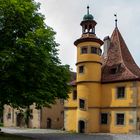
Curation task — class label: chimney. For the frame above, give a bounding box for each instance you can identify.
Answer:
[103,36,110,58]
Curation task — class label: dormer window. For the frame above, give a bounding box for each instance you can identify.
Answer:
[110,64,121,74]
[110,68,117,74]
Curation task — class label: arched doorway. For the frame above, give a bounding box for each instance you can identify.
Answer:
[16,113,24,127]
[47,118,52,129]
[78,120,85,133]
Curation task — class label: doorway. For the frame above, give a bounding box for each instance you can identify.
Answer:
[16,113,24,127]
[78,120,85,133]
[47,118,52,129]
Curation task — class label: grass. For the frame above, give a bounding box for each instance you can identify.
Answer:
[0,133,33,140]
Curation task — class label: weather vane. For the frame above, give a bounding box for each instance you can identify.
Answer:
[114,14,118,27]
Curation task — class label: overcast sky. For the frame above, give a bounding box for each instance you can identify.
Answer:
[35,0,140,72]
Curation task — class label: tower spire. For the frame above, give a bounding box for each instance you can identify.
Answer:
[114,14,118,28]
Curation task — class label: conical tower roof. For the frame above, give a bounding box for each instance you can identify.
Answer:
[102,27,140,83]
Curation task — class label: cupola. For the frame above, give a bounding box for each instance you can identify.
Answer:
[80,6,97,34]
[83,6,94,21]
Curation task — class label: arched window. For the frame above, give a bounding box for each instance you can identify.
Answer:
[84,25,88,33]
[89,24,92,33]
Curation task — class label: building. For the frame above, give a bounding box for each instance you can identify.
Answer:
[3,72,76,129]
[3,100,64,129]
[64,6,140,133]
[3,104,41,128]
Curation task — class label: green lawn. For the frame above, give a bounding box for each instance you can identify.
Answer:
[0,133,33,140]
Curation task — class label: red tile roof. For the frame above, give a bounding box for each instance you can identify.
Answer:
[102,27,140,83]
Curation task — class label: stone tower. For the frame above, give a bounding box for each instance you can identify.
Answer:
[74,6,103,133]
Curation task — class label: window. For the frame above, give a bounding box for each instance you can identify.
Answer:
[110,68,117,74]
[81,47,88,54]
[101,113,108,124]
[79,99,85,109]
[91,47,97,54]
[79,66,84,73]
[116,113,125,125]
[117,87,125,99]
[110,64,121,74]
[7,113,11,119]
[73,90,77,100]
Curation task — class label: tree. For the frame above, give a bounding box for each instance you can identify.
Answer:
[0,0,70,111]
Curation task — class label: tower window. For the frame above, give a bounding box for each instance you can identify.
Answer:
[79,66,84,73]
[91,47,97,54]
[73,90,77,100]
[79,99,85,109]
[117,87,125,99]
[89,25,92,33]
[81,47,88,54]
[101,113,108,124]
[116,113,125,125]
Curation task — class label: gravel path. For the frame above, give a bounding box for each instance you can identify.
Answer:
[1,128,140,140]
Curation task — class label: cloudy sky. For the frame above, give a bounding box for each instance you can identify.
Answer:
[35,0,140,72]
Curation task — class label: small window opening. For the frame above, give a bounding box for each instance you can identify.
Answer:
[79,99,85,109]
[79,66,84,73]
[81,47,88,54]
[91,47,97,54]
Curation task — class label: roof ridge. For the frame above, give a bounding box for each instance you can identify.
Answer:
[114,27,123,63]
[115,28,138,78]
[116,28,140,78]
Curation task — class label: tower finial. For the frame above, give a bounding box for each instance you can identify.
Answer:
[114,14,118,27]
[87,5,89,15]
